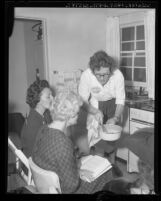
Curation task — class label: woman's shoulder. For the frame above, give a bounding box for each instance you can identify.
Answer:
[47,128,73,148]
[112,69,124,80]
[113,69,123,76]
[36,126,66,147]
[27,108,43,122]
[81,68,92,77]
[48,128,68,140]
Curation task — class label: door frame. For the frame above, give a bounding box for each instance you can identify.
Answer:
[14,16,49,81]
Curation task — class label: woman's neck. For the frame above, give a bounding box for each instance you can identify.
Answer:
[35,104,46,116]
[48,120,67,132]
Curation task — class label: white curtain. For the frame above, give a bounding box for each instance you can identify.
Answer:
[144,10,155,99]
[106,17,120,68]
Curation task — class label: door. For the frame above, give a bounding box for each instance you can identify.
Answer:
[116,105,129,162]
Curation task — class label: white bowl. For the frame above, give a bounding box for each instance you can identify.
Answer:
[100,124,122,141]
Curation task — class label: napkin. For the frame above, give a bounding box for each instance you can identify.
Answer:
[86,114,101,147]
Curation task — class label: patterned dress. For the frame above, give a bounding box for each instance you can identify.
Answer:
[32,125,113,194]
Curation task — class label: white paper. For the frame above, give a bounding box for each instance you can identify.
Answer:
[80,155,112,182]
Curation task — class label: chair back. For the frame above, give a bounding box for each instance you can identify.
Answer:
[8,113,25,137]
[8,137,32,185]
[28,157,61,194]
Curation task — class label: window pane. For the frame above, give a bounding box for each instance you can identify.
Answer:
[136,41,145,50]
[122,42,134,51]
[136,25,144,40]
[120,57,132,66]
[121,53,132,56]
[120,67,132,81]
[136,52,145,56]
[134,68,146,82]
[134,57,146,67]
[122,27,135,41]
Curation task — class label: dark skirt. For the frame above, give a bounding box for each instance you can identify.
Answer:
[96,98,117,154]
[98,98,116,124]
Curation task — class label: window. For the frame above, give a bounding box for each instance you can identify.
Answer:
[120,23,147,87]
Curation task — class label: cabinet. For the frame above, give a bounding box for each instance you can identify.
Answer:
[128,108,154,172]
[116,105,129,161]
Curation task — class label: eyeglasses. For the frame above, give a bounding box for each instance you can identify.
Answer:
[94,73,111,79]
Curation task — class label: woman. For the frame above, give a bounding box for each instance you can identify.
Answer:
[21,79,54,158]
[78,50,125,175]
[32,90,113,194]
[79,50,125,126]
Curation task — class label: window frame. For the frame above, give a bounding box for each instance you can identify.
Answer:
[120,21,147,87]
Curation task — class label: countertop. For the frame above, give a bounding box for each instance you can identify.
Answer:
[125,97,154,112]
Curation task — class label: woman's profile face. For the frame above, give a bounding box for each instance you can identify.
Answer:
[39,87,53,110]
[94,67,111,86]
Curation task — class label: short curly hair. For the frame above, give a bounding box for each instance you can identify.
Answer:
[51,90,83,121]
[26,80,50,109]
[89,50,116,73]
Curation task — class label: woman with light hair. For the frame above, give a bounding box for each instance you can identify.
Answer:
[32,90,113,194]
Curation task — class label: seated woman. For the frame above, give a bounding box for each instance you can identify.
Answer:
[21,79,54,158]
[32,90,113,194]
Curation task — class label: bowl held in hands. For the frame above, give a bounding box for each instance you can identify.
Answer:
[100,124,122,141]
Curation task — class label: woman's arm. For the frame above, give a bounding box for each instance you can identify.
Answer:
[78,70,103,124]
[113,104,124,123]
[106,70,125,125]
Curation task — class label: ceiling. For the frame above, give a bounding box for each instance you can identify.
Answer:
[15,8,152,17]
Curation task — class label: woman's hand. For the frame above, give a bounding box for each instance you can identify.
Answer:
[106,116,118,125]
[94,109,103,125]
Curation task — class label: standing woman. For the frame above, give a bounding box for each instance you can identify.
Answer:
[78,50,125,176]
[21,79,54,158]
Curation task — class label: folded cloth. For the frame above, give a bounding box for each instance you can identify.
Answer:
[86,114,101,147]
[116,127,154,168]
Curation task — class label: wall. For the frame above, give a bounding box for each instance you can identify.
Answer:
[15,8,115,86]
[119,11,145,25]
[24,20,45,85]
[15,8,151,85]
[13,8,154,110]
[9,20,28,115]
[46,9,107,71]
[45,9,109,86]
[9,19,45,116]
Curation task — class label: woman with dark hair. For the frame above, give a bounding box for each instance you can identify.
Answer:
[21,79,54,157]
[79,50,125,126]
[78,50,125,176]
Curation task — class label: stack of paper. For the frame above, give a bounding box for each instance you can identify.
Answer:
[80,155,112,183]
